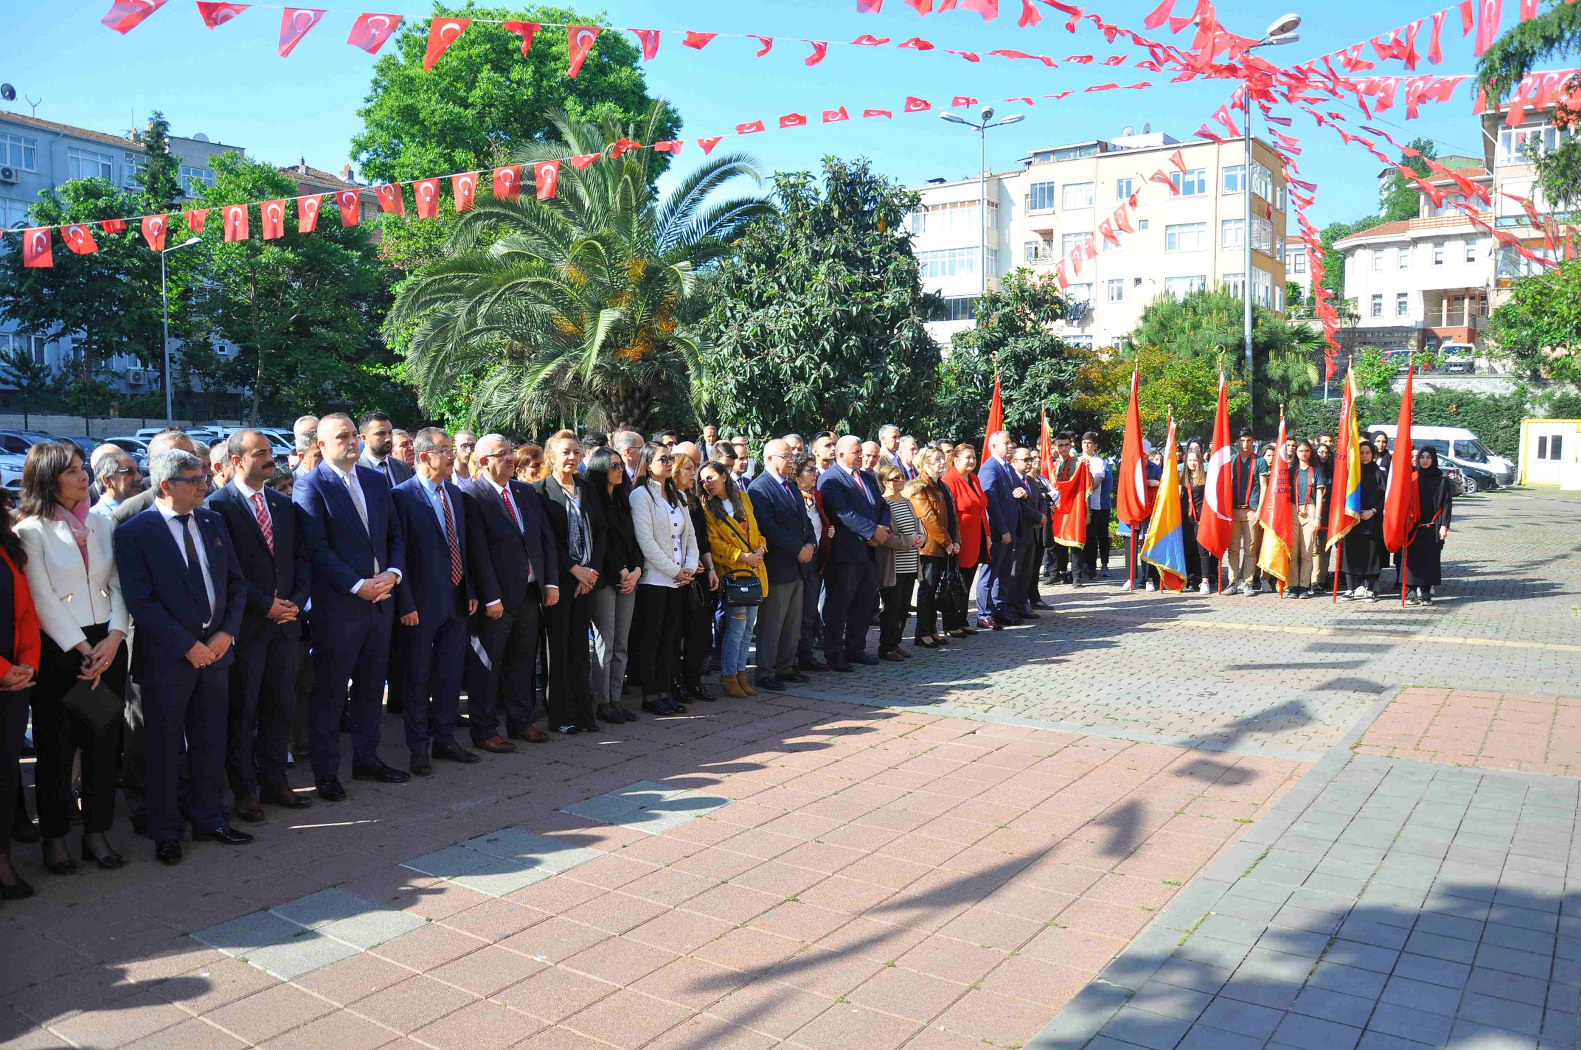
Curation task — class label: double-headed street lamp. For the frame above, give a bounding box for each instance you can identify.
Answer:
[941,106,1026,300]
[160,235,201,426]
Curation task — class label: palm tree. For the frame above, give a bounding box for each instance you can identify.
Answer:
[390,102,774,432]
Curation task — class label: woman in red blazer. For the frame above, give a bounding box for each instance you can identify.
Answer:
[0,505,43,902]
[942,443,989,638]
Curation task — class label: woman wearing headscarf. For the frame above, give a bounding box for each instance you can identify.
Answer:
[1405,447,1454,606]
[1339,441,1385,601]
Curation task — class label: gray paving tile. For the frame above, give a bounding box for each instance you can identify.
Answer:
[1458,992,1544,1036]
[316,908,426,950]
[1176,1027,1264,1050]
[1198,997,1285,1040]
[402,844,491,879]
[242,931,361,981]
[1413,912,1484,943]
[270,887,376,930]
[1126,982,1213,1023]
[1308,960,1389,999]
[1466,966,1552,1007]
[1483,923,1559,956]
[1379,975,1463,1016]
[1476,944,1555,981]
[1102,1007,1191,1050]
[191,910,302,955]
[451,856,557,898]
[1404,929,1480,964]
[1272,1011,1363,1050]
[1290,985,1376,1029]
[1367,1001,1455,1045]
[1446,1017,1539,1048]
[1356,1031,1437,1050]
[1393,951,1472,989]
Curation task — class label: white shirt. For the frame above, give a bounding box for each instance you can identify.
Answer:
[157,501,216,628]
[1083,454,1108,509]
[91,494,121,518]
[323,460,400,593]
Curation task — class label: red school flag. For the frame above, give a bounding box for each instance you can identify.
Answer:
[1383,364,1419,552]
[981,373,1004,466]
[260,199,287,240]
[61,224,100,255]
[297,195,323,233]
[413,178,441,219]
[451,173,478,211]
[1116,366,1149,527]
[222,204,249,242]
[1050,459,1094,550]
[423,17,469,70]
[335,189,360,226]
[493,165,522,201]
[22,228,53,268]
[1256,410,1295,588]
[140,214,169,251]
[346,12,402,53]
[1196,372,1235,558]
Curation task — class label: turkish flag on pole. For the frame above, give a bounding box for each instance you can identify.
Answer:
[261,200,287,240]
[566,26,601,77]
[184,208,209,234]
[423,17,469,70]
[222,204,249,242]
[297,195,323,233]
[22,228,52,268]
[278,8,325,56]
[346,12,402,53]
[1383,365,1418,552]
[335,189,360,226]
[141,214,168,251]
[375,184,405,215]
[451,173,478,211]
[101,0,168,34]
[1116,367,1149,528]
[493,165,522,201]
[61,224,100,255]
[414,178,440,219]
[535,160,561,200]
[1197,373,1235,560]
[980,373,1003,467]
[1050,459,1093,550]
[196,2,248,28]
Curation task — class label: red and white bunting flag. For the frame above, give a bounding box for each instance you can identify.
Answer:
[1169,148,1187,174]
[101,0,168,34]
[863,109,894,118]
[569,154,600,169]
[823,106,851,122]
[451,173,478,211]
[779,113,808,129]
[631,28,661,60]
[492,165,522,201]
[375,184,405,215]
[22,228,52,268]
[652,140,684,155]
[335,189,360,226]
[297,195,322,232]
[852,34,891,46]
[261,199,287,240]
[502,20,539,55]
[857,0,884,11]
[951,96,979,106]
[346,12,402,53]
[904,97,931,112]
[805,41,829,66]
[278,8,325,57]
[943,0,999,19]
[423,17,469,70]
[907,0,935,12]
[413,178,440,219]
[610,138,643,159]
[101,218,127,234]
[222,204,249,242]
[196,2,248,28]
[184,208,209,234]
[61,224,99,255]
[1018,0,1042,27]
[566,26,601,77]
[699,137,724,154]
[683,31,716,49]
[534,160,560,200]
[141,214,168,251]
[736,120,766,134]
[751,36,773,56]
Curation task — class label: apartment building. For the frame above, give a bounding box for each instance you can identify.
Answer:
[908,128,1290,348]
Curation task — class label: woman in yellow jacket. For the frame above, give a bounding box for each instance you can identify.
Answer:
[698,461,768,698]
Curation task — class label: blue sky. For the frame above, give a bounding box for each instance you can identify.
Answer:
[7,0,1508,225]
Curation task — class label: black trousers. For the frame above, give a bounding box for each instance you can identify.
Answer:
[0,692,27,853]
[142,660,228,843]
[397,589,468,755]
[1052,542,1075,581]
[227,619,299,802]
[466,590,542,741]
[823,558,879,665]
[914,555,945,641]
[677,584,714,689]
[543,588,595,728]
[1084,509,1110,576]
[879,572,915,654]
[632,585,686,697]
[1019,536,1044,606]
[796,560,824,661]
[34,623,128,838]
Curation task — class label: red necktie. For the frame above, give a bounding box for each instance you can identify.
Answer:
[439,486,462,585]
[252,491,274,554]
[501,487,521,530]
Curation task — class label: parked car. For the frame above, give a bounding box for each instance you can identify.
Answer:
[1369,425,1515,486]
[1440,343,1478,374]
[103,436,152,472]
[58,435,96,458]
[0,430,45,457]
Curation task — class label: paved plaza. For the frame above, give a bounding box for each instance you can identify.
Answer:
[1,489,1577,1049]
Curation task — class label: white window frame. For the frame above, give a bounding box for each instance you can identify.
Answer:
[1171,169,1207,196]
[1396,293,1409,317]
[1061,182,1095,209]
[1027,181,1057,211]
[1165,222,1207,252]
[1165,275,1208,298]
[66,147,114,181]
[1115,177,1135,200]
[1223,164,1246,194]
[1221,218,1245,250]
[1106,279,1125,302]
[0,133,38,171]
[1370,294,1384,318]
[1433,242,1446,265]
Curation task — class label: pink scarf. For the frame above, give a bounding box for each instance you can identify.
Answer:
[52,501,91,570]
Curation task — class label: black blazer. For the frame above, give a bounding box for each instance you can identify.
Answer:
[462,476,558,610]
[359,452,414,487]
[205,481,311,640]
[590,481,641,585]
[532,474,606,592]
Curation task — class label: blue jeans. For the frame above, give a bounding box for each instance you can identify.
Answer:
[721,602,759,675]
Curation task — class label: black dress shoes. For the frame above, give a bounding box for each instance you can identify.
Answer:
[755,676,787,692]
[233,798,266,823]
[781,670,811,684]
[796,657,828,673]
[1019,609,1042,620]
[192,825,254,846]
[827,662,855,673]
[155,841,183,866]
[977,617,1003,631]
[80,839,127,870]
[10,818,39,844]
[316,778,347,803]
[0,874,34,899]
[410,753,433,777]
[849,653,879,666]
[431,743,480,764]
[263,784,312,809]
[352,761,412,783]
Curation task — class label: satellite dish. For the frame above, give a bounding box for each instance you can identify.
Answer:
[1143,121,1152,134]
[0,85,15,103]
[192,132,210,142]
[1122,126,1134,137]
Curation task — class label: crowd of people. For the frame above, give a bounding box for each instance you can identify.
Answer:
[0,413,1453,900]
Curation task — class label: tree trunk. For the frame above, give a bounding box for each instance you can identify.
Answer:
[248,278,262,425]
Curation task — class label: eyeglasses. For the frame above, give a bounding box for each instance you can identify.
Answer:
[424,448,456,458]
[167,475,209,486]
[108,467,138,476]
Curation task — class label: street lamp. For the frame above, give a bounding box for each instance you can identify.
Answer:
[941,106,1026,302]
[160,235,201,426]
[1242,13,1302,429]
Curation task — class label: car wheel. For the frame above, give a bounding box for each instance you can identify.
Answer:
[1462,475,1479,495]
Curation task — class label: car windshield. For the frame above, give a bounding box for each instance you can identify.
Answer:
[1455,440,1489,463]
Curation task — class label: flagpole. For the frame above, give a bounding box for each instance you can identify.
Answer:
[1332,537,1342,604]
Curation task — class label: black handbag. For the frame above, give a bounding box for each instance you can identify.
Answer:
[61,680,125,736]
[935,565,967,619]
[717,513,765,607]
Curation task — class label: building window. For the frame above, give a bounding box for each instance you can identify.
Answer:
[1165,222,1207,251]
[0,196,29,230]
[1497,123,1571,165]
[1396,293,1409,316]
[1223,164,1246,193]
[1060,232,1090,257]
[1252,163,1276,202]
[1068,283,1093,302]
[1398,248,1410,269]
[1433,242,1446,265]
[929,296,979,323]
[1371,294,1384,317]
[1224,272,1245,295]
[1373,249,1385,271]
[1106,279,1125,302]
[1165,275,1208,298]
[1290,253,1307,274]
[0,333,47,365]
[178,165,216,196]
[1465,242,1477,263]
[1172,169,1207,196]
[917,248,982,279]
[1537,435,1563,460]
[1027,181,1057,211]
[1061,182,1095,209]
[0,133,37,171]
[66,147,114,181]
[1116,177,1135,200]
[1252,217,1274,254]
[1221,218,1245,250]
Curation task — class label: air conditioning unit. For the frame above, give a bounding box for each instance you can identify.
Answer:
[0,166,17,184]
[127,370,147,386]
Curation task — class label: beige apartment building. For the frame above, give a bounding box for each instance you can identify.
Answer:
[908,128,1289,348]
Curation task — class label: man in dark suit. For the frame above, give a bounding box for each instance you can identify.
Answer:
[748,439,815,690]
[463,434,559,748]
[114,448,251,865]
[206,430,313,822]
[357,412,411,717]
[977,430,1023,629]
[390,428,488,776]
[1009,445,1046,620]
[816,435,891,672]
[533,430,604,734]
[293,412,409,802]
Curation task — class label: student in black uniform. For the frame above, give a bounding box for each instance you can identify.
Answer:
[1339,441,1385,601]
[1405,447,1454,606]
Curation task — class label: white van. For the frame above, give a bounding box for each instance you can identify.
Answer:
[1369,425,1515,488]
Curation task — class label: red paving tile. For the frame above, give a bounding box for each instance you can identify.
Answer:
[1355,686,1581,776]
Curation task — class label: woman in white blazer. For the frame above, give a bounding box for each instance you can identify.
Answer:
[15,442,130,874]
[628,444,700,716]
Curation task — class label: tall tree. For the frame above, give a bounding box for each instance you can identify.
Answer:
[138,111,184,212]
[1378,138,1438,221]
[1487,257,1581,381]
[698,157,942,438]
[0,343,53,429]
[1478,5,1581,206]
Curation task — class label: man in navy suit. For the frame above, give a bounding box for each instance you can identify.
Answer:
[293,412,409,802]
[816,435,891,672]
[463,434,559,748]
[206,430,312,822]
[114,449,251,865]
[390,428,488,776]
[977,430,1024,629]
[748,439,816,690]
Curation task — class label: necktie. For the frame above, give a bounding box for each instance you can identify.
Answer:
[252,491,274,554]
[382,460,393,484]
[439,485,462,585]
[175,514,213,626]
[501,486,521,531]
[343,471,369,532]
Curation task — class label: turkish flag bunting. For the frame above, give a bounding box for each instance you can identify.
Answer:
[261,199,287,240]
[1519,0,1538,21]
[630,29,660,60]
[424,18,470,70]
[1142,0,1175,28]
[534,160,560,200]
[184,208,209,233]
[652,141,683,154]
[857,0,884,10]
[347,12,402,53]
[1114,204,1135,234]
[335,189,360,226]
[1099,219,1119,246]
[1473,0,1503,55]
[823,107,851,122]
[905,97,931,112]
[414,179,441,218]
[493,165,522,201]
[223,204,249,242]
[22,228,52,268]
[863,109,894,118]
[945,49,981,61]
[101,219,127,234]
[805,41,829,65]
[502,21,539,55]
[951,96,978,107]
[780,113,808,129]
[1053,261,1069,289]
[141,214,168,251]
[852,34,891,46]
[101,0,167,34]
[1459,0,1475,33]
[899,37,934,49]
[699,137,724,154]
[993,49,1055,65]
[942,0,1000,20]
[610,139,642,159]
[1019,0,1043,26]
[907,0,934,11]
[196,2,247,28]
[566,26,601,77]
[683,31,715,49]
[736,120,766,134]
[278,8,325,57]
[1150,169,1180,193]
[1169,148,1187,174]
[61,225,99,255]
[570,154,600,169]
[452,173,478,211]
[297,195,322,232]
[375,184,405,215]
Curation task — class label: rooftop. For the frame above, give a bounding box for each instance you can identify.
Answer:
[0,108,243,154]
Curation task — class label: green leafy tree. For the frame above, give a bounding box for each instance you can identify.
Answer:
[698,157,941,438]
[0,344,53,428]
[353,5,680,270]
[390,104,769,434]
[1350,346,1399,398]
[1487,258,1581,380]
[138,111,184,212]
[1379,138,1438,221]
[1075,342,1238,439]
[1478,5,1581,206]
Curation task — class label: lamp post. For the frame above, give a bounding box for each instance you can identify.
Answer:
[1242,13,1302,430]
[160,235,201,426]
[941,107,1026,302]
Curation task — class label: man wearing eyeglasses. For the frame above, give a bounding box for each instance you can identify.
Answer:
[92,452,143,519]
